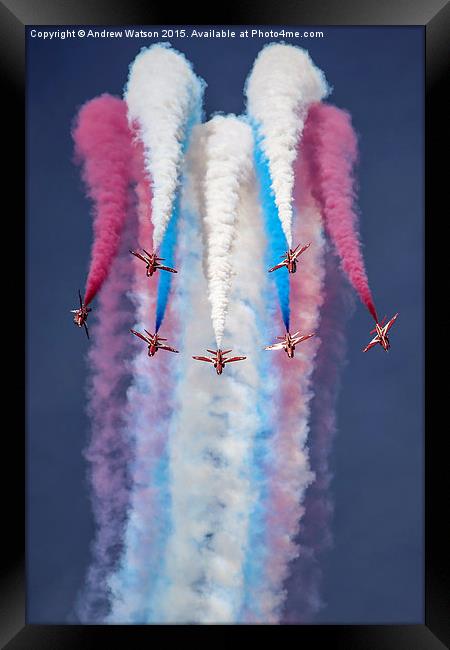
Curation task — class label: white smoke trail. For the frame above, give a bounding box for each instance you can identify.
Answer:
[201,115,254,348]
[155,123,273,623]
[106,178,176,623]
[245,43,328,246]
[242,154,327,621]
[125,43,205,248]
[258,200,326,622]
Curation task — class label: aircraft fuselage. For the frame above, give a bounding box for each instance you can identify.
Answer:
[287,258,297,274]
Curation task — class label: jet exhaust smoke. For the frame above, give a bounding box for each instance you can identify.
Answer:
[253,138,291,331]
[302,102,378,322]
[156,128,271,623]
[199,115,254,348]
[245,43,329,247]
[243,163,326,622]
[154,195,180,333]
[72,44,386,625]
[72,95,134,306]
[74,196,137,622]
[282,251,353,622]
[125,44,205,333]
[125,43,205,250]
[107,156,179,622]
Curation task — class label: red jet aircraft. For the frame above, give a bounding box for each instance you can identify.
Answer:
[192,349,246,375]
[70,290,91,339]
[130,248,177,277]
[264,330,315,358]
[268,242,311,274]
[363,313,399,352]
[130,329,179,356]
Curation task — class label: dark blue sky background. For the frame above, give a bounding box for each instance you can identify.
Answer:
[27,26,424,623]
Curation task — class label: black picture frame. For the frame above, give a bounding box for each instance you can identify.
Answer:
[5,0,448,646]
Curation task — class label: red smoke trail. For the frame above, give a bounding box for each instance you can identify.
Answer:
[73,94,134,306]
[282,251,354,622]
[75,135,148,622]
[75,206,137,622]
[302,102,378,323]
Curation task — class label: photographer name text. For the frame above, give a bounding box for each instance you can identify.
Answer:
[29,28,324,41]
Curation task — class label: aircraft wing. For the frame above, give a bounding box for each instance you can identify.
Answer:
[268,262,286,273]
[144,329,159,338]
[160,345,179,353]
[370,316,386,334]
[224,356,246,363]
[386,313,399,332]
[192,356,214,363]
[363,336,380,352]
[158,265,178,273]
[292,243,310,259]
[84,323,90,340]
[264,342,285,351]
[130,329,150,344]
[130,250,147,263]
[292,333,314,345]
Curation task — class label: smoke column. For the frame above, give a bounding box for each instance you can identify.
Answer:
[106,146,179,622]
[200,115,254,348]
[155,123,271,623]
[253,141,291,331]
[302,102,378,322]
[244,167,326,622]
[154,107,204,334]
[282,250,354,622]
[71,44,381,625]
[154,194,180,332]
[245,43,328,247]
[71,97,136,622]
[73,95,134,306]
[125,44,205,333]
[281,149,355,622]
[74,209,137,622]
[154,102,204,333]
[125,43,205,249]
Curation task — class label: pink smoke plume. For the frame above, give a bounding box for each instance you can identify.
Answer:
[282,251,354,622]
[73,94,134,306]
[107,162,180,622]
[302,102,378,323]
[75,208,137,622]
[247,159,326,623]
[273,147,354,623]
[75,136,150,622]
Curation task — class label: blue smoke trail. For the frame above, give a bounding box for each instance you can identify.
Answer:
[147,204,202,622]
[150,204,203,622]
[155,194,180,331]
[252,129,291,331]
[237,240,280,620]
[239,333,278,620]
[154,99,203,333]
